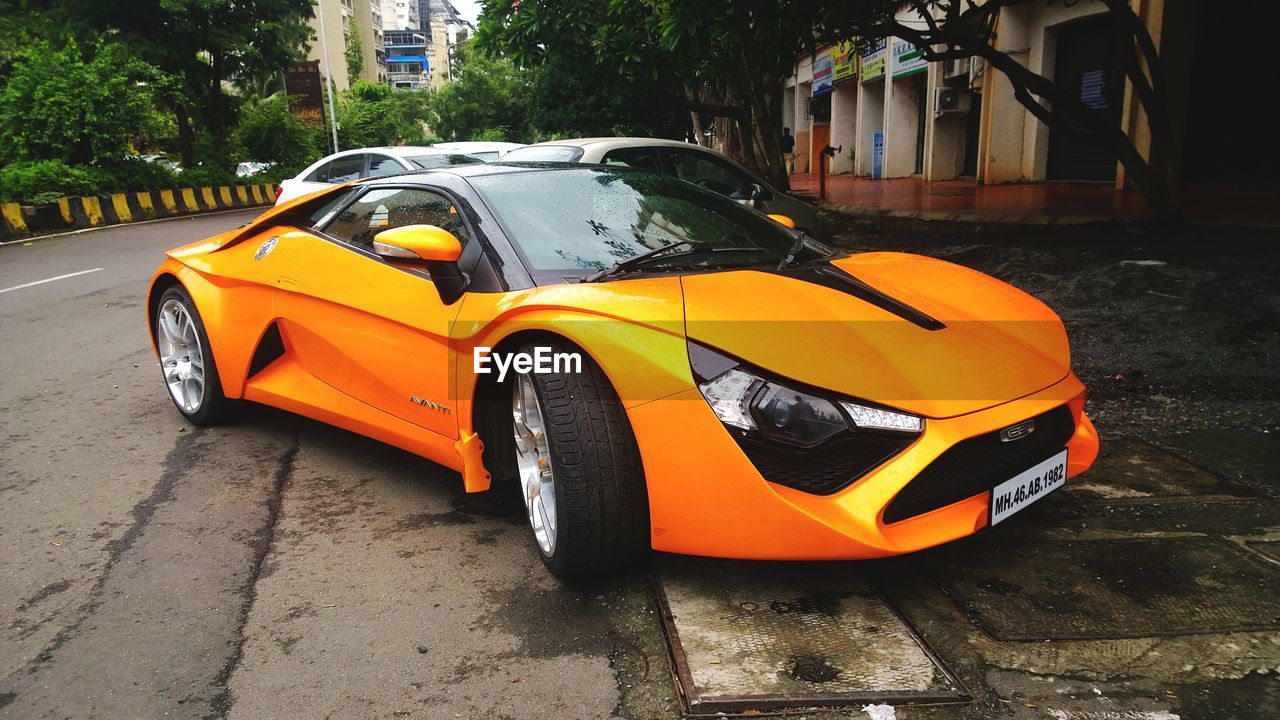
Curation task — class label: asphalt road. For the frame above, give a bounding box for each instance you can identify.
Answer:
[0,214,637,720]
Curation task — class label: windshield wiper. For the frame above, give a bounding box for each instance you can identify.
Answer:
[777,231,810,270]
[581,241,701,282]
[583,243,779,282]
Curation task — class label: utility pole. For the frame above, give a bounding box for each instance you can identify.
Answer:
[316,0,341,154]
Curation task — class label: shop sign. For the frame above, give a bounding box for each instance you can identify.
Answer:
[812,51,834,97]
[860,38,887,82]
[832,40,856,82]
[892,39,928,78]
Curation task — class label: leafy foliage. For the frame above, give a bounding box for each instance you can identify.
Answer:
[0,160,112,204]
[234,93,322,167]
[346,19,365,84]
[334,81,433,148]
[0,39,159,166]
[427,43,531,142]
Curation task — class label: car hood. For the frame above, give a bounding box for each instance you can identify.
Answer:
[681,252,1071,419]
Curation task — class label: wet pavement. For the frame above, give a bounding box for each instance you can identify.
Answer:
[789,173,1280,227]
[1,212,1278,719]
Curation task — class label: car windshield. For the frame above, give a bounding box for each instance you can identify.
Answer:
[499,145,584,163]
[469,167,827,275]
[408,154,484,169]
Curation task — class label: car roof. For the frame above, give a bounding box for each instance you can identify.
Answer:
[524,137,695,151]
[358,162,643,186]
[432,141,526,151]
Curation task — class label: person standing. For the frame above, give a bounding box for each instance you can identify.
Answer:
[780,127,796,175]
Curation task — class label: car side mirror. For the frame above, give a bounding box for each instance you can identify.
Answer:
[373,224,462,262]
[373,224,469,304]
[766,213,796,229]
[743,182,766,207]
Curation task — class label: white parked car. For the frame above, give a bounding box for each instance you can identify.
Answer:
[500,137,828,240]
[275,147,485,204]
[236,161,273,178]
[430,141,527,162]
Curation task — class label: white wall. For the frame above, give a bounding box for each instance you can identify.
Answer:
[829,81,857,174]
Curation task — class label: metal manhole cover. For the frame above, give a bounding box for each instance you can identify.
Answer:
[656,559,966,716]
[932,537,1280,641]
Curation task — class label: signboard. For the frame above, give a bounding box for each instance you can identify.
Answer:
[892,39,928,78]
[859,38,887,82]
[872,132,885,179]
[812,51,833,97]
[832,40,856,82]
[284,60,324,126]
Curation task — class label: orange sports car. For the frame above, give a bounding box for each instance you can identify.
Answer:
[148,163,1099,578]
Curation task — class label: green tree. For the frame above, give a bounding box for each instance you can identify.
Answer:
[0,38,159,166]
[525,53,686,139]
[54,0,314,166]
[345,20,364,85]
[334,81,432,148]
[234,93,321,168]
[428,41,530,142]
[476,0,812,188]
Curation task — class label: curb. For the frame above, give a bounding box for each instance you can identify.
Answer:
[0,183,275,241]
[816,201,1123,227]
[0,207,264,247]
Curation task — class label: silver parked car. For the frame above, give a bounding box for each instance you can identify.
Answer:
[499,137,828,240]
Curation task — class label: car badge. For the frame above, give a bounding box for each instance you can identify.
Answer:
[254,237,279,261]
[1000,419,1036,442]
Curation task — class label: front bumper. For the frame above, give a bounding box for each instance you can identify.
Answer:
[629,371,1098,560]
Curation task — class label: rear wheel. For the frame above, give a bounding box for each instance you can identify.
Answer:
[154,285,234,425]
[510,341,649,579]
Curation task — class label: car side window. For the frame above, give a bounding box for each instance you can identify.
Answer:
[304,161,332,183]
[367,154,403,178]
[664,149,755,198]
[601,147,661,171]
[327,154,366,183]
[321,187,470,254]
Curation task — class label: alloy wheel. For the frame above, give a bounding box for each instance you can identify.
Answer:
[157,298,206,414]
[512,373,558,555]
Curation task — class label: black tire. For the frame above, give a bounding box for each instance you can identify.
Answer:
[155,285,236,425]
[516,340,649,579]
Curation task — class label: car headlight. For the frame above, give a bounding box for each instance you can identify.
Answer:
[689,341,922,447]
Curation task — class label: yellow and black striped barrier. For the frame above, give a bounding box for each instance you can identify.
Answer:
[0,183,275,241]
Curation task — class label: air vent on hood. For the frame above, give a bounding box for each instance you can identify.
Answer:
[774,264,946,331]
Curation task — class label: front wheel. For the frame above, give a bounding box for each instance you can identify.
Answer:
[510,341,649,579]
[154,285,235,425]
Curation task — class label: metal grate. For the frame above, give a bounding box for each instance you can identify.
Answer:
[883,405,1075,524]
[656,559,967,715]
[734,431,914,495]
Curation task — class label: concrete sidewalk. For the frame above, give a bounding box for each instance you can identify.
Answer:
[789,173,1280,227]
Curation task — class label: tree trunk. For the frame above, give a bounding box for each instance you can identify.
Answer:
[174,103,194,168]
[210,52,226,155]
[689,110,704,145]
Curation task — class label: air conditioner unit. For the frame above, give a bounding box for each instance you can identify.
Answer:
[935,87,972,113]
[943,56,970,81]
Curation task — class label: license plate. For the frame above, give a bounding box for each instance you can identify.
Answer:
[988,449,1068,526]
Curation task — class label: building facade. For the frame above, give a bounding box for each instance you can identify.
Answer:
[380,0,421,31]
[305,0,387,92]
[421,0,474,89]
[781,0,1257,193]
[384,29,430,90]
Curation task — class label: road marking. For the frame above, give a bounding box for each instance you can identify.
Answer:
[0,267,103,294]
